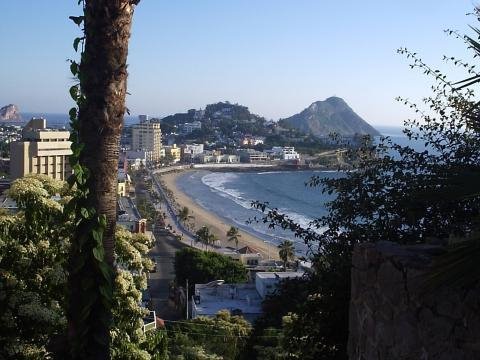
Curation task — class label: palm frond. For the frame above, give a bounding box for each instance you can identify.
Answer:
[423,236,480,293]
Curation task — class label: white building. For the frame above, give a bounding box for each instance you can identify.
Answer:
[191,281,263,323]
[181,143,204,162]
[10,118,72,180]
[131,117,162,163]
[197,152,239,164]
[271,146,300,160]
[191,272,303,322]
[216,246,262,267]
[180,121,202,135]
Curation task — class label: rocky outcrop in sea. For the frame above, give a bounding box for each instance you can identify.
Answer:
[0,104,21,121]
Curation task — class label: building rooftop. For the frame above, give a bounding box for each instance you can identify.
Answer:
[192,282,263,322]
[238,245,259,254]
[255,271,304,280]
[192,272,305,322]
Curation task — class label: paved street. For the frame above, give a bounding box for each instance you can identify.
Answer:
[133,169,191,320]
[148,229,185,320]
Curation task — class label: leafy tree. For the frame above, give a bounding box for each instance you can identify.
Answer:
[251,14,480,359]
[167,331,222,360]
[195,226,217,250]
[141,330,169,360]
[178,206,194,224]
[174,248,248,293]
[0,175,71,359]
[0,175,164,359]
[162,152,175,166]
[168,310,252,360]
[227,226,242,250]
[137,197,157,224]
[277,240,295,270]
[111,227,156,359]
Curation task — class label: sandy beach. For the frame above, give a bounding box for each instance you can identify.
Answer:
[159,170,279,260]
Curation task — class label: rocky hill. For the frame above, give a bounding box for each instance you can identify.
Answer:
[160,102,268,137]
[0,104,21,121]
[279,97,380,137]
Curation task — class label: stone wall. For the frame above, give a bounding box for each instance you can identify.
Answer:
[348,241,480,360]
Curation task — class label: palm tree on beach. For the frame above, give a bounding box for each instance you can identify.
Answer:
[178,206,191,223]
[196,226,210,250]
[208,232,219,249]
[278,240,295,270]
[196,225,219,250]
[227,226,242,250]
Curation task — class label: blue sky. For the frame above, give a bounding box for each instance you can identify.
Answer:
[0,1,476,125]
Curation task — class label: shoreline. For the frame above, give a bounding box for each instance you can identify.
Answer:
[158,170,280,260]
[152,162,345,175]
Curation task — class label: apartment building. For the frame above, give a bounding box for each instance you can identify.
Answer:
[131,116,162,163]
[237,149,269,163]
[10,118,72,180]
[271,146,300,160]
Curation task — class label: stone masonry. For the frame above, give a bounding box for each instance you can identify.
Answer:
[348,241,480,360]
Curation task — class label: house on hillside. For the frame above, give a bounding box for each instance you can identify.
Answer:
[191,272,304,322]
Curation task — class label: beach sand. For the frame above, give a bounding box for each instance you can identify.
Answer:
[159,170,279,260]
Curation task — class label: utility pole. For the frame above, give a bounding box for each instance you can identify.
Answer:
[186,278,189,319]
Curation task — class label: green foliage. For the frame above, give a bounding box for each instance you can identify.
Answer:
[137,197,157,224]
[0,174,159,358]
[174,247,248,292]
[245,273,348,360]
[250,13,480,359]
[227,226,241,249]
[178,206,193,223]
[277,240,295,270]
[168,311,252,360]
[111,227,156,359]
[195,226,218,250]
[142,330,169,360]
[0,175,71,359]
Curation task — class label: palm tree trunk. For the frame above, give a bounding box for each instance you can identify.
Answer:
[68,1,137,358]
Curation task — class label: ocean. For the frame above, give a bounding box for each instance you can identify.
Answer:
[176,170,341,256]
[176,125,422,256]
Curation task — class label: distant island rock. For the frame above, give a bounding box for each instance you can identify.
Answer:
[279,97,380,137]
[0,104,21,121]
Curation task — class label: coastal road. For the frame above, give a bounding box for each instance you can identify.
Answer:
[150,170,199,246]
[148,229,186,320]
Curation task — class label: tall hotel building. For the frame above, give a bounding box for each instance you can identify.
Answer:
[10,118,72,180]
[131,115,162,163]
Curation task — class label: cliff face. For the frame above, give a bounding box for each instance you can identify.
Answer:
[0,104,21,121]
[279,97,380,137]
[349,241,480,360]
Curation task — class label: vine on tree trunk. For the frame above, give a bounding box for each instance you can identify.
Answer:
[65,1,113,357]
